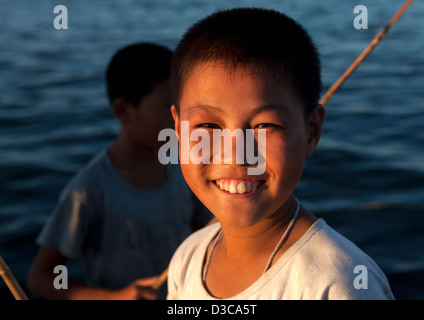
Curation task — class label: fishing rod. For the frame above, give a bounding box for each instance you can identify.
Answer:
[0,255,29,300]
[153,0,415,292]
[319,0,415,106]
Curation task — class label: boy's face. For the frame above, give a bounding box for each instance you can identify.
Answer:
[172,62,324,227]
[126,79,174,148]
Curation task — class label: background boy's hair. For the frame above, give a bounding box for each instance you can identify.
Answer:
[106,42,173,105]
[171,7,321,115]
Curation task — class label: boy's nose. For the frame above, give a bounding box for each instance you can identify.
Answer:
[213,128,248,165]
[211,127,266,175]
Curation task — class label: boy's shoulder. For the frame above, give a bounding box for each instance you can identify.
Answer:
[292,219,381,272]
[284,219,394,299]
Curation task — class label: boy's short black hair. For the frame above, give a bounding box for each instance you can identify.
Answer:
[171,7,321,115]
[106,42,173,105]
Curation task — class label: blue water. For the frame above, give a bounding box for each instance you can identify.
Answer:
[1,0,423,300]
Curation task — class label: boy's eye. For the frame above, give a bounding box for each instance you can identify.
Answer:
[196,123,221,129]
[253,123,281,129]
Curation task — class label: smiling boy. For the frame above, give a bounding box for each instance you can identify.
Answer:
[166,8,394,299]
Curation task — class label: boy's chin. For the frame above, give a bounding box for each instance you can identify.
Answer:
[208,204,266,228]
[218,215,263,228]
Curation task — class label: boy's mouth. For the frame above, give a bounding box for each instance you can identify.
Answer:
[214,179,265,194]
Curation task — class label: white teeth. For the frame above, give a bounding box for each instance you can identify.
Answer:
[216,180,260,194]
[229,182,237,193]
[237,182,246,193]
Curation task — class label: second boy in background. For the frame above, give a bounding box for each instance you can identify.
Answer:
[27,43,212,300]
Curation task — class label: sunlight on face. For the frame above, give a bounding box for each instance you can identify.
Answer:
[172,62,321,227]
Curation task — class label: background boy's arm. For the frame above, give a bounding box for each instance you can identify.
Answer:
[26,246,158,300]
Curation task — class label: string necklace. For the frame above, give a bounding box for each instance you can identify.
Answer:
[202,197,300,282]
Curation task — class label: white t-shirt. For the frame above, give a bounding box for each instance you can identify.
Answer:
[167,219,394,300]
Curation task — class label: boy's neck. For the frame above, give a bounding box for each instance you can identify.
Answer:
[204,199,317,298]
[218,206,317,259]
[218,197,300,258]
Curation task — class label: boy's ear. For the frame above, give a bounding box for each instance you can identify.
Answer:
[112,98,131,123]
[170,105,180,141]
[306,104,325,157]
